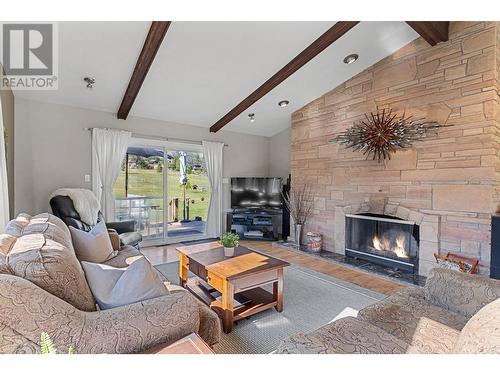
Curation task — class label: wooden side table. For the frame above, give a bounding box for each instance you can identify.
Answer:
[143,333,214,354]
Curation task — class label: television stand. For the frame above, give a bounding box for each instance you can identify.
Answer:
[226,210,282,241]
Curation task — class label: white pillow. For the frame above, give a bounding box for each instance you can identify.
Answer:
[81,257,169,310]
[69,220,116,262]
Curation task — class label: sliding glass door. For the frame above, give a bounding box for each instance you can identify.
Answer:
[113,139,210,245]
[113,146,165,241]
[165,150,209,238]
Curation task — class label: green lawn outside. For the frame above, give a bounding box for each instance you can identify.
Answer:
[113,168,210,222]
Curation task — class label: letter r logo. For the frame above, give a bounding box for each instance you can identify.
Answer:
[2,23,53,76]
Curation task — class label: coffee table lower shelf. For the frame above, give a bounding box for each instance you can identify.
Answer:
[186,277,277,324]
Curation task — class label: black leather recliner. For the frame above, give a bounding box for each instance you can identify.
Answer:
[49,195,142,248]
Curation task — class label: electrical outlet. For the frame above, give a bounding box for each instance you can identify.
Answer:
[84,174,91,183]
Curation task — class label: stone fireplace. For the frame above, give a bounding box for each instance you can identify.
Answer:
[291,22,500,277]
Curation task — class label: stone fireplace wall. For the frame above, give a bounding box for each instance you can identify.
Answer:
[291,22,500,276]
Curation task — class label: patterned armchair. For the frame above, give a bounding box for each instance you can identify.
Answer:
[276,268,500,354]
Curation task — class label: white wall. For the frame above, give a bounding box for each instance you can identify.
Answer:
[14,98,271,216]
[269,127,291,179]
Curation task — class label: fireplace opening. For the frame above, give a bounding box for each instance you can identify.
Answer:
[345,213,419,274]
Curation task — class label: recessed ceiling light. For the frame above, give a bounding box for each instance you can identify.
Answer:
[343,53,359,65]
[278,100,290,107]
[248,113,255,123]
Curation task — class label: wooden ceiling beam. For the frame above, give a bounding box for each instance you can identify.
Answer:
[406,21,449,46]
[209,21,359,133]
[117,21,171,120]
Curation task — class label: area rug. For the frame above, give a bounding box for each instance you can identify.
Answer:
[155,261,385,354]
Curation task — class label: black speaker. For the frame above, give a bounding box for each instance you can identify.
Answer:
[491,214,500,280]
[282,174,291,241]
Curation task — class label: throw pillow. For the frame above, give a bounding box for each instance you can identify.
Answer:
[70,220,116,263]
[81,257,169,310]
[453,298,500,353]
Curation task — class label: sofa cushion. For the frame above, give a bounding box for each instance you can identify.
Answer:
[102,246,144,268]
[407,317,460,354]
[101,246,172,285]
[453,298,500,354]
[4,213,74,252]
[358,286,466,353]
[69,220,116,263]
[276,317,417,354]
[424,268,500,319]
[0,232,96,311]
[81,258,169,310]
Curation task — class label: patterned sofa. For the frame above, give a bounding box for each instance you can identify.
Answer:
[0,213,221,354]
[276,268,500,354]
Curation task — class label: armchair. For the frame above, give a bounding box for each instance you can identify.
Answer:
[50,195,142,248]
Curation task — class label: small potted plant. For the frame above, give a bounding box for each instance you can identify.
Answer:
[219,232,239,257]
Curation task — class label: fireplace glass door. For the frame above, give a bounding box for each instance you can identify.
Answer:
[345,213,419,272]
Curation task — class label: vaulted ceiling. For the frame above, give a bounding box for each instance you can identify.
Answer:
[11,21,419,137]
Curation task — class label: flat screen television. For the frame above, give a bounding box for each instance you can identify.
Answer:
[231,177,282,210]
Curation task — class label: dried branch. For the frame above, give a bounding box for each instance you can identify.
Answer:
[282,184,314,225]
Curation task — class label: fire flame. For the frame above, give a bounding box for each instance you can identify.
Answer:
[372,234,409,258]
[394,236,407,258]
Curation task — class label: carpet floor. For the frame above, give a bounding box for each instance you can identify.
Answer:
[155,261,385,354]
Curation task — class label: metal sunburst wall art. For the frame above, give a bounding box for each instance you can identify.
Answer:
[330,108,441,161]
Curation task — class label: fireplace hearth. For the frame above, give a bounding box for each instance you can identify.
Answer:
[345,213,419,274]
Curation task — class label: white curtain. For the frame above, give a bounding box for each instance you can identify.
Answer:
[202,140,224,238]
[91,128,131,221]
[0,97,9,229]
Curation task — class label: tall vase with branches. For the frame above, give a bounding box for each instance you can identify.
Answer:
[282,184,314,249]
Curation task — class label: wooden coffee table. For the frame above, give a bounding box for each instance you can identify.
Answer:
[176,242,289,333]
